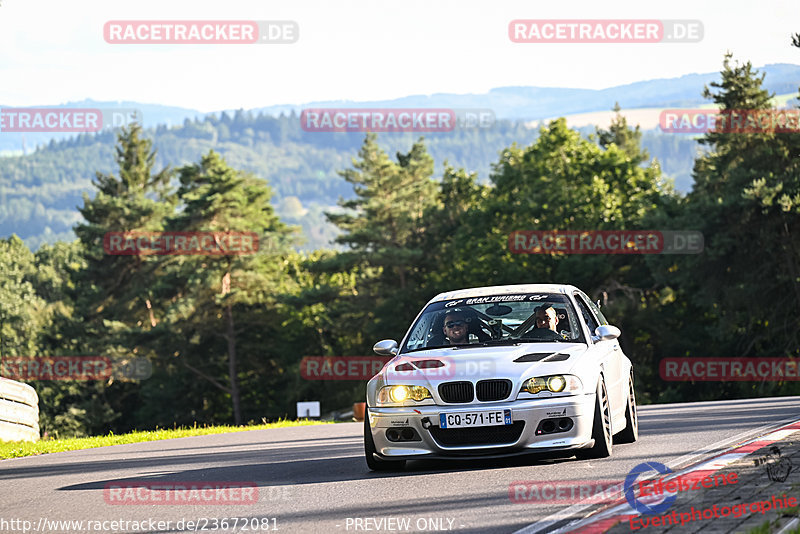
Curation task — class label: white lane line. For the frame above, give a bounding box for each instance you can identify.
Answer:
[512,413,800,534]
[776,517,799,534]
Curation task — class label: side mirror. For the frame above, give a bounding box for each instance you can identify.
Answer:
[373,339,399,356]
[593,325,620,342]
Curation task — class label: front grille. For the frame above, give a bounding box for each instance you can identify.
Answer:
[476,379,512,401]
[438,381,474,403]
[429,421,525,446]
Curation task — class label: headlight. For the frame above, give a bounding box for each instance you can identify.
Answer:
[520,375,582,395]
[378,385,432,404]
[547,375,566,392]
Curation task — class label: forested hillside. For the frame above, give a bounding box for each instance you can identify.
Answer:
[0,111,701,251]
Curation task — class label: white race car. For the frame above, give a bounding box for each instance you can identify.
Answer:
[364,284,638,470]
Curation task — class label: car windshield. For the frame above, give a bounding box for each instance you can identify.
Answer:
[400,293,585,353]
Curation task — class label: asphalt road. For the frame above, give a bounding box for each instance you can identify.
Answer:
[1,396,799,534]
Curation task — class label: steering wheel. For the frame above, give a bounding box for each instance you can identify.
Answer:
[523,328,567,341]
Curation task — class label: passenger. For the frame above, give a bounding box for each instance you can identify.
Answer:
[534,305,560,332]
[534,305,569,340]
[442,310,471,345]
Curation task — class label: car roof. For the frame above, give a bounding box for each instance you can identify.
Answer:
[427,284,580,304]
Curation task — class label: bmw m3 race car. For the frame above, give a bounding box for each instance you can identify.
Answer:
[364,284,638,470]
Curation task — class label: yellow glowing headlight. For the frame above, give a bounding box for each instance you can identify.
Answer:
[392,385,410,401]
[378,385,432,404]
[521,375,581,395]
[523,377,548,394]
[547,375,566,392]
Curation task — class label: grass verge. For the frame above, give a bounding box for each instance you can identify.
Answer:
[0,419,332,460]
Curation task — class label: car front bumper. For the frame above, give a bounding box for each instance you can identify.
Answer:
[367,393,596,460]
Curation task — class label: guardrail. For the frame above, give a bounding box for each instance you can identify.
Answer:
[0,377,40,442]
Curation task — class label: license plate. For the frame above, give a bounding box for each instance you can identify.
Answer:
[439,409,513,429]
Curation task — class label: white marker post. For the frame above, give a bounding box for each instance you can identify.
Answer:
[297,401,321,419]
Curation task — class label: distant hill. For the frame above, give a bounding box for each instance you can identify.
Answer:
[0,114,540,250]
[2,63,796,155]
[251,63,800,119]
[0,99,204,154]
[543,92,800,129]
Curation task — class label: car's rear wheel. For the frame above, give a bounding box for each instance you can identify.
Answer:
[364,409,406,471]
[575,378,613,459]
[615,374,638,444]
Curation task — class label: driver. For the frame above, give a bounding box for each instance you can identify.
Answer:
[443,310,471,345]
[534,305,569,340]
[534,305,559,332]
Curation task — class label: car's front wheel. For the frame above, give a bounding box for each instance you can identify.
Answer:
[575,377,613,459]
[615,374,638,444]
[364,409,406,471]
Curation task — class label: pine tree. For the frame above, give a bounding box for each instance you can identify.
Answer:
[74,124,174,324]
[677,54,800,362]
[69,124,174,436]
[162,151,294,425]
[596,102,650,165]
[326,133,437,290]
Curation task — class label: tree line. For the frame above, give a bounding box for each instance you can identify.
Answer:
[1,104,707,252]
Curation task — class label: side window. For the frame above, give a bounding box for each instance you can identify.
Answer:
[573,294,599,337]
[584,294,609,325]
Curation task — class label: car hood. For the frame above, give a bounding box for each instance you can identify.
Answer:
[374,343,590,391]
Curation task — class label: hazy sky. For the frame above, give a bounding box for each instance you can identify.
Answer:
[1,0,797,112]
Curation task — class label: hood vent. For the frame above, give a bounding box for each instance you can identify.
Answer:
[416,359,445,368]
[514,352,571,363]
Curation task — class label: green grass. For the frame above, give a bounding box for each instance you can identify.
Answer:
[745,520,772,534]
[746,498,800,534]
[0,419,332,459]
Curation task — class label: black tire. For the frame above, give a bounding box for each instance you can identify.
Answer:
[575,378,613,459]
[615,374,638,444]
[364,410,406,471]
